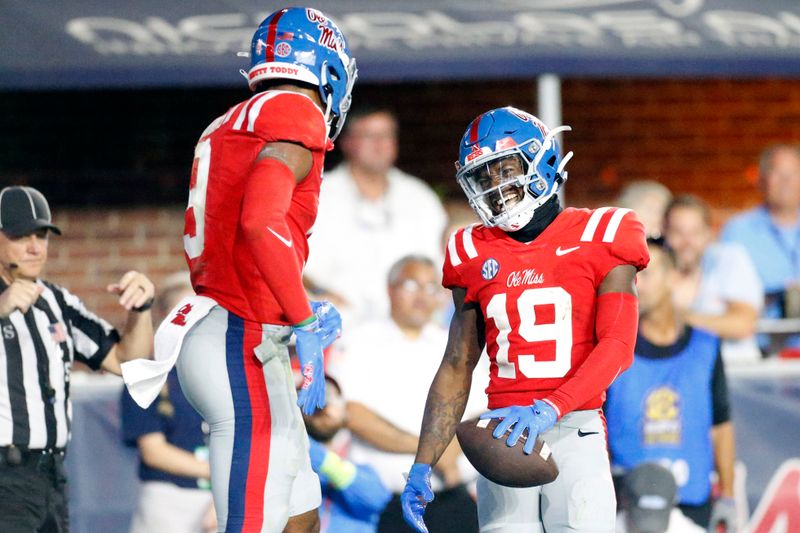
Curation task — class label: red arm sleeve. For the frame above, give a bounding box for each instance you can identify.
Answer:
[240,157,313,325]
[544,292,638,417]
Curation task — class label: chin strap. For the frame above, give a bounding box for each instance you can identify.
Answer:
[506,195,562,242]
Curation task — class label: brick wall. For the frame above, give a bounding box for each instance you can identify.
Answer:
[15,77,800,327]
[366,78,800,222]
[44,207,186,329]
[561,78,800,222]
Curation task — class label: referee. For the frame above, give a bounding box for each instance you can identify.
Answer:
[0,186,155,532]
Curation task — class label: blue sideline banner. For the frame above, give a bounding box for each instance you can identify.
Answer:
[64,362,800,532]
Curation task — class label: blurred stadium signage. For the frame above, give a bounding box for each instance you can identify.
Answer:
[2,1,799,87]
[747,460,800,533]
[728,362,800,531]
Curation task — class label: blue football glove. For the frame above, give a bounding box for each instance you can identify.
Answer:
[401,463,434,533]
[310,300,342,349]
[293,318,326,416]
[479,400,558,455]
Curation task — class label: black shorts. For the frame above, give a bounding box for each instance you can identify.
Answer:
[0,448,69,533]
[679,498,712,529]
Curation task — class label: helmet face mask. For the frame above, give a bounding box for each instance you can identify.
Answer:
[461,153,528,214]
[246,7,358,140]
[455,108,572,232]
[323,54,358,140]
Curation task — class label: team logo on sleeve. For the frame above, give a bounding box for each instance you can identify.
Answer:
[482,258,500,280]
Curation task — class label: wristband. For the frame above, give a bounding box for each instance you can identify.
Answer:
[319,451,357,489]
[132,297,154,313]
[294,315,317,328]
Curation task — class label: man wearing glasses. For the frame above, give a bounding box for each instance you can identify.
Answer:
[330,255,489,533]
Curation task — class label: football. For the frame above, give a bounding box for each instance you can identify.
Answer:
[456,417,559,488]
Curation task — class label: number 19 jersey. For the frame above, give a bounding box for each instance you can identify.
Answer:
[443,207,649,413]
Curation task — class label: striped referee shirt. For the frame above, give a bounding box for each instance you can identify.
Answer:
[0,279,119,450]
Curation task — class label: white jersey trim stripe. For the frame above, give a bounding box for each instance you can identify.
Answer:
[223,103,241,124]
[447,231,463,267]
[580,207,612,242]
[232,90,326,133]
[602,208,631,243]
[247,92,281,132]
[232,98,251,131]
[462,224,479,259]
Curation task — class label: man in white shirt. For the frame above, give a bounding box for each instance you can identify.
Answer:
[305,107,447,324]
[663,195,764,362]
[330,255,488,533]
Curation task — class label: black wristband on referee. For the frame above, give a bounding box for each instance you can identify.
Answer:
[132,297,154,313]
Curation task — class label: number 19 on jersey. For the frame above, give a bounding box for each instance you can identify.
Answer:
[486,287,573,379]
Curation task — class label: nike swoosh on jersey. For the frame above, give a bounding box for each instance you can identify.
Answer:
[577,429,599,437]
[267,227,293,247]
[555,245,580,256]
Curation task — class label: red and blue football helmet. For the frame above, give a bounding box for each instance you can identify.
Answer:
[455,107,573,232]
[245,7,358,140]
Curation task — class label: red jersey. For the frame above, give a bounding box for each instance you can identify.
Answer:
[443,207,649,412]
[183,91,329,324]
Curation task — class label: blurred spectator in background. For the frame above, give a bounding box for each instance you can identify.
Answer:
[663,195,763,363]
[0,186,155,533]
[305,106,447,324]
[330,255,487,533]
[721,144,800,350]
[605,239,738,532]
[616,180,673,239]
[441,202,480,253]
[302,376,391,533]
[121,272,215,533]
[616,463,703,533]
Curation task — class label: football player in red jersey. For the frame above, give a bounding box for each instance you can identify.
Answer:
[401,107,649,533]
[173,7,357,533]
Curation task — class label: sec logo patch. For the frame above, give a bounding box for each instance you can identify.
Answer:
[482,258,500,280]
[275,42,292,58]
